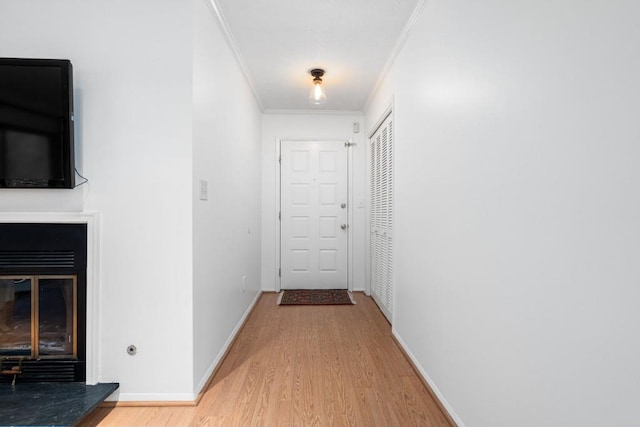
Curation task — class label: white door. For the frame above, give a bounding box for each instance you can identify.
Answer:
[280,140,348,290]
[369,112,393,322]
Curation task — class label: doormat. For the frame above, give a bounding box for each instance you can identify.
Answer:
[278,289,356,305]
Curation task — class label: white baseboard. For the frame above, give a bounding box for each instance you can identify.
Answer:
[194,291,263,396]
[108,391,195,402]
[392,328,466,427]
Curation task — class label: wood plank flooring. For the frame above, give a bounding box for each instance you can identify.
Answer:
[79,292,453,427]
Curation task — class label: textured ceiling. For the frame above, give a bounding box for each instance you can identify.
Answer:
[213,0,421,112]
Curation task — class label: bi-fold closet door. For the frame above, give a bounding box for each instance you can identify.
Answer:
[369,112,393,322]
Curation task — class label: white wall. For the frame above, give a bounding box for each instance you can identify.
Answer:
[365,1,640,426]
[1,0,196,400]
[261,113,366,292]
[192,0,262,393]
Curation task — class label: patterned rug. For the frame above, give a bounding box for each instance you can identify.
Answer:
[278,289,355,305]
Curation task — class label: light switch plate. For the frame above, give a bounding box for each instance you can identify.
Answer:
[199,179,208,201]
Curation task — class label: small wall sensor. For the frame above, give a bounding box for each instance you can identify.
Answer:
[127,345,137,356]
[353,122,360,133]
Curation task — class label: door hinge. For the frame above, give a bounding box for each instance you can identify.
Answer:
[279,211,281,221]
[279,155,281,163]
[279,268,281,278]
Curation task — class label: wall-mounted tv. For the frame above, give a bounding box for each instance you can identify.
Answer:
[0,58,75,188]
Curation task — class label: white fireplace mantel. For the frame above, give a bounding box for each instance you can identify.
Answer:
[0,211,100,384]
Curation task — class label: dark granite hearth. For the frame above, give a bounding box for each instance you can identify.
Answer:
[0,382,118,427]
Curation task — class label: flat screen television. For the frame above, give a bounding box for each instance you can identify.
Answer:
[0,58,75,188]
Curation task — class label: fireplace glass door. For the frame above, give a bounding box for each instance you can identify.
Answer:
[0,276,77,359]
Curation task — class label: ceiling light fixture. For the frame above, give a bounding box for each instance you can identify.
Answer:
[309,68,327,105]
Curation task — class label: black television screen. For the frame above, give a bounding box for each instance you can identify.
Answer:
[0,58,75,188]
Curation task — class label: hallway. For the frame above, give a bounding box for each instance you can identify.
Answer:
[81,293,453,426]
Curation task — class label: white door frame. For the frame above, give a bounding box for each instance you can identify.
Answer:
[274,138,354,292]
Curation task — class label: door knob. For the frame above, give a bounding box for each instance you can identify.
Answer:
[341,203,347,209]
[340,224,347,230]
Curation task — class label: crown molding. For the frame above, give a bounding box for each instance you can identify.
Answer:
[263,108,363,116]
[362,0,428,112]
[203,0,265,111]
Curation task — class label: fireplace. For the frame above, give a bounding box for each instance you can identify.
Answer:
[0,223,86,383]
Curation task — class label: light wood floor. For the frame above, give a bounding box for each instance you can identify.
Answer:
[80,292,453,427]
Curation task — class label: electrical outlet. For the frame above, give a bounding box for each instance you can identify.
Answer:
[199,179,208,201]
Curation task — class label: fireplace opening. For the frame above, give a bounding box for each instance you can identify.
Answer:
[1,276,77,357]
[0,224,86,383]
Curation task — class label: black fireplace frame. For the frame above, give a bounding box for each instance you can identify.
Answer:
[0,223,87,382]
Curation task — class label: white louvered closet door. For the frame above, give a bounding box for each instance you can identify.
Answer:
[369,113,393,322]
